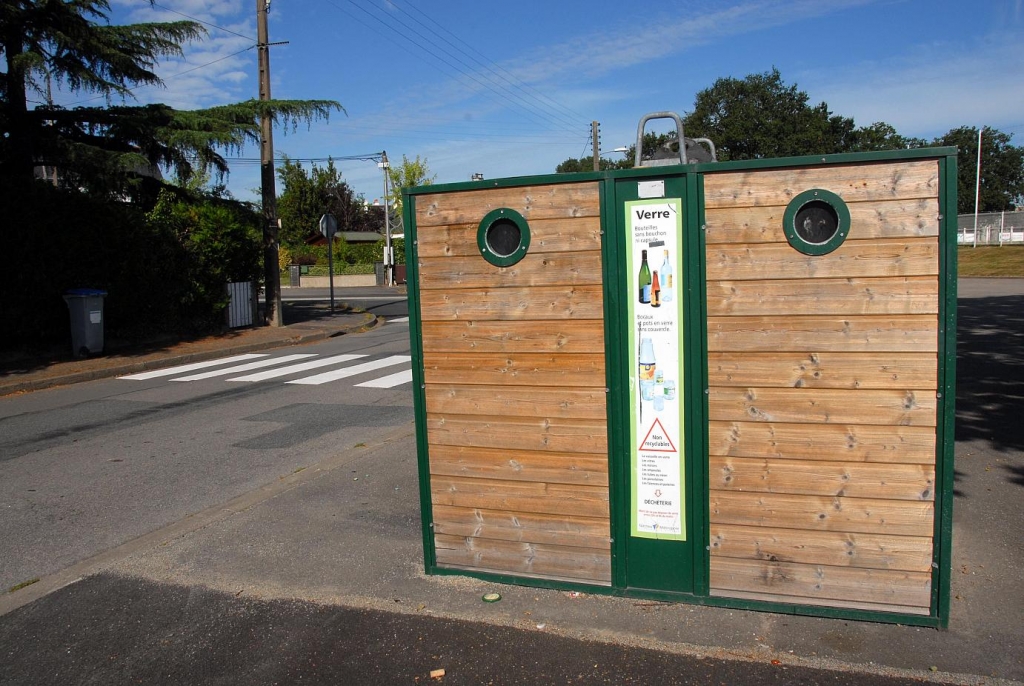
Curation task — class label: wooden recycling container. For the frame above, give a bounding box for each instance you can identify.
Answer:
[402,147,958,626]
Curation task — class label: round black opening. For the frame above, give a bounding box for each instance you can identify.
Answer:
[486,218,522,257]
[793,200,840,245]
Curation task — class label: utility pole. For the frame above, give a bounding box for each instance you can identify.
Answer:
[257,0,282,326]
[592,121,600,171]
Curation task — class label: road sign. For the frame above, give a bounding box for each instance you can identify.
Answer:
[319,213,338,239]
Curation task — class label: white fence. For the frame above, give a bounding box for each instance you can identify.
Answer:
[957,211,1024,246]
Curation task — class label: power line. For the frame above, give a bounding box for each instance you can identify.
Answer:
[327,0,574,134]
[150,2,257,41]
[319,0,585,137]
[358,0,581,132]
[324,121,571,140]
[388,0,589,128]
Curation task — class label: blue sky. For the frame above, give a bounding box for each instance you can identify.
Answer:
[91,0,1024,203]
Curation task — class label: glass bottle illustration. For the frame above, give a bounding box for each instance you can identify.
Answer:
[638,249,651,304]
[639,337,656,400]
[660,249,674,302]
[651,270,661,308]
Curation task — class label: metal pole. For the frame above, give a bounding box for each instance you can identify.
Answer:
[973,126,982,249]
[328,236,335,313]
[380,151,392,287]
[592,121,600,171]
[257,0,282,325]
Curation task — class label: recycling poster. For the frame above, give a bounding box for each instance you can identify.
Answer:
[625,197,685,540]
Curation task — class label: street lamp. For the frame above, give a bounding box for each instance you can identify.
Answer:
[378,151,392,287]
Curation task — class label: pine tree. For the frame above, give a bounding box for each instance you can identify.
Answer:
[0,1,340,195]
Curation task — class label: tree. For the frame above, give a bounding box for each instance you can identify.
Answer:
[848,122,926,152]
[387,153,436,222]
[684,68,857,161]
[934,126,1024,213]
[556,70,929,173]
[555,156,630,173]
[554,132,674,173]
[0,1,340,197]
[276,157,377,246]
[146,187,263,329]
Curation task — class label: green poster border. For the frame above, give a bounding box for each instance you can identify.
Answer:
[625,198,686,541]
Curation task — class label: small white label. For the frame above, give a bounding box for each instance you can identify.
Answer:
[89,311,102,324]
[638,180,664,199]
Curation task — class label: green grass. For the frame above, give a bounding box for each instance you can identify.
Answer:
[958,246,1024,277]
[8,578,39,593]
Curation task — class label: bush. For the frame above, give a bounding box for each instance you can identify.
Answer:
[278,244,292,270]
[146,189,263,331]
[4,182,178,347]
[288,244,324,266]
[2,182,263,350]
[303,263,375,276]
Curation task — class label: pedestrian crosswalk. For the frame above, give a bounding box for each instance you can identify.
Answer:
[118,352,413,389]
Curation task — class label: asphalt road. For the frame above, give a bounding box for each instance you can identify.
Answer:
[0,298,412,593]
[0,574,939,686]
[0,281,1021,685]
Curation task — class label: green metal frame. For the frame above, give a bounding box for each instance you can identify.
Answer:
[614,179,696,594]
[690,171,710,597]
[477,207,531,267]
[402,190,437,574]
[933,151,959,629]
[405,147,957,628]
[600,180,629,590]
[782,188,852,256]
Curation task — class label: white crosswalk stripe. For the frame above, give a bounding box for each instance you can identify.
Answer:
[172,354,317,381]
[228,354,367,382]
[116,352,413,388]
[118,354,269,380]
[286,355,412,386]
[355,369,413,388]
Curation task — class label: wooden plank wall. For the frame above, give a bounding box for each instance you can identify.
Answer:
[414,182,612,584]
[703,161,940,615]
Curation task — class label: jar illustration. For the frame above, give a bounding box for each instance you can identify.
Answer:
[638,337,656,381]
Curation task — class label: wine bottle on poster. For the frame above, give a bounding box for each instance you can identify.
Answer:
[638,249,651,304]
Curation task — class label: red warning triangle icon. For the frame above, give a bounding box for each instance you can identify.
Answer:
[639,418,677,453]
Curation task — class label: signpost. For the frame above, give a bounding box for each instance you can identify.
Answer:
[320,213,338,312]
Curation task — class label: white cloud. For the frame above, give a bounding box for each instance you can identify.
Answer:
[104,0,256,110]
[500,0,881,87]
[806,31,1024,138]
[329,0,887,146]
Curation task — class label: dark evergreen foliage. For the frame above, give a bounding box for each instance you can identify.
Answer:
[1,0,341,197]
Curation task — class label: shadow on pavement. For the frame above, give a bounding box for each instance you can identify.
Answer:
[0,301,359,377]
[0,574,940,686]
[955,294,1024,456]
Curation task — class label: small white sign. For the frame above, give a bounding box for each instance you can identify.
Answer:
[638,180,665,199]
[89,311,102,324]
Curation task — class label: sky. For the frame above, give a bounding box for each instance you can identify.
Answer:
[79,0,1024,204]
